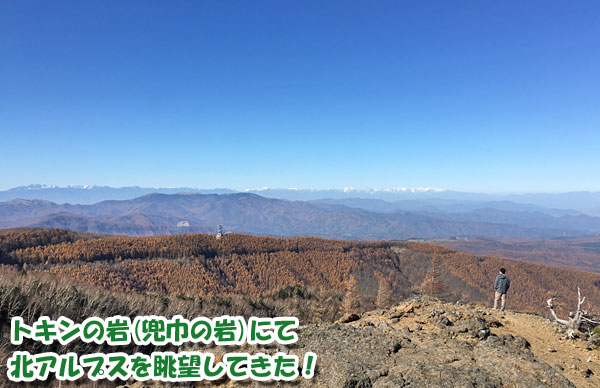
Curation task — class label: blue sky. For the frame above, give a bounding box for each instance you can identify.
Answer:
[1,1,599,193]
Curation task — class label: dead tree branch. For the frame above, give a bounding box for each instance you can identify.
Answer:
[547,288,599,339]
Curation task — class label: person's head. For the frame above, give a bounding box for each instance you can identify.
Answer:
[499,268,506,274]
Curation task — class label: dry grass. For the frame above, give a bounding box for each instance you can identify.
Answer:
[0,268,344,388]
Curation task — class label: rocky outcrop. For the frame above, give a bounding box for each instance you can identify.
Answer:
[118,296,598,388]
[290,298,574,387]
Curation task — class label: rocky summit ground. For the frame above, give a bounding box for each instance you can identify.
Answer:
[116,296,599,388]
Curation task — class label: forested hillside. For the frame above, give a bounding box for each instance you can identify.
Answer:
[2,228,600,316]
[0,227,101,263]
[440,235,600,273]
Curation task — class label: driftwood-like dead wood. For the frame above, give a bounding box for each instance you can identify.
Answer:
[547,288,599,339]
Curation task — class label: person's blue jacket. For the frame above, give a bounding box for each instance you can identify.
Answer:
[494,274,510,294]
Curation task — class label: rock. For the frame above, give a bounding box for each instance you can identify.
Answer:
[339,313,361,323]
[474,338,573,388]
[554,363,564,371]
[387,304,415,319]
[513,336,531,350]
[583,368,593,378]
[387,340,402,355]
[189,296,576,388]
[455,317,488,336]
[358,320,375,327]
[343,375,372,388]
[373,375,406,387]
[478,328,491,339]
[485,334,502,345]
[289,303,574,387]
[113,296,584,388]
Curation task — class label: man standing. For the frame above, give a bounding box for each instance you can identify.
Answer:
[493,268,510,310]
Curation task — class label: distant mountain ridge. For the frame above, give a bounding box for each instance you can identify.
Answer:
[0,185,234,205]
[312,198,583,216]
[0,192,597,239]
[1,184,599,216]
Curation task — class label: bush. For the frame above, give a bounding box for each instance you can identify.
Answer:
[276,284,313,300]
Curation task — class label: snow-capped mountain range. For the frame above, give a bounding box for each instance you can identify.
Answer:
[0,184,599,216]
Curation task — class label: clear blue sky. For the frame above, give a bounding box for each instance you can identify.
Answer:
[1,1,599,193]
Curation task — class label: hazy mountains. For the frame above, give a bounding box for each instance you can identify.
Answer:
[0,185,233,204]
[1,192,599,239]
[312,198,582,216]
[1,184,599,216]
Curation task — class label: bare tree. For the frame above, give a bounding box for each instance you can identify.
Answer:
[547,288,600,339]
[342,274,358,313]
[375,271,393,309]
[422,256,448,300]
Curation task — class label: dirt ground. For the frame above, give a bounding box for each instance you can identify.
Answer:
[355,299,600,388]
[490,308,599,388]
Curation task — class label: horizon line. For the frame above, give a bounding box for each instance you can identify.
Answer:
[1,184,600,196]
